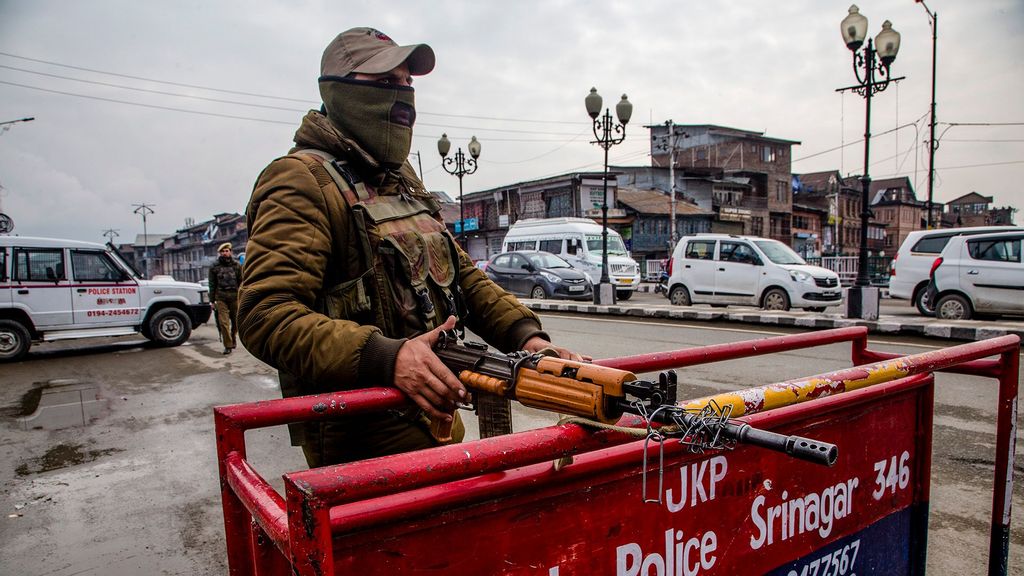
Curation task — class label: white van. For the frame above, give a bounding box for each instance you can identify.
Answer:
[501,217,641,300]
[0,236,211,361]
[665,234,842,311]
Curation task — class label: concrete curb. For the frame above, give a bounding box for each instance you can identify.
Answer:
[526,299,1024,342]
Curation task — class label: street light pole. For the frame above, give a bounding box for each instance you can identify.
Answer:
[133,203,155,278]
[837,5,903,320]
[919,1,938,229]
[585,87,632,306]
[438,134,481,246]
[0,117,34,135]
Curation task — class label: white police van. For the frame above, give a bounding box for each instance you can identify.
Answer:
[501,217,641,300]
[0,236,211,361]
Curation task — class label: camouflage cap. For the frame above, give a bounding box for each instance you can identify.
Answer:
[321,27,435,78]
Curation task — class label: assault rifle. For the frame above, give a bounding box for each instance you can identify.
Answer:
[431,331,838,467]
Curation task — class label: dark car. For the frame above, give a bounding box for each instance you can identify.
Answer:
[485,250,592,300]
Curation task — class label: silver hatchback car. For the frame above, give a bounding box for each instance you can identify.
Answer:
[926,230,1024,320]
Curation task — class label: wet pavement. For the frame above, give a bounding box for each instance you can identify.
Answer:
[1,302,1021,575]
[527,283,1024,341]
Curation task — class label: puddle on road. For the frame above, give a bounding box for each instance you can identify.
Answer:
[15,442,124,476]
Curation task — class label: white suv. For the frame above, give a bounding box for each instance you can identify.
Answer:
[889,226,1020,314]
[665,234,842,311]
[926,230,1023,320]
[0,236,211,361]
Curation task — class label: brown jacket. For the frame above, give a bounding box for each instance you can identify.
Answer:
[238,111,545,392]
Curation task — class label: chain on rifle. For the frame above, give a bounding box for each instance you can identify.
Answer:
[668,399,737,454]
[637,399,739,504]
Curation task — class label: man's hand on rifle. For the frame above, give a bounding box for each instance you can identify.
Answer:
[522,336,592,363]
[394,315,467,422]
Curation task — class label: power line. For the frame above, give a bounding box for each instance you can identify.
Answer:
[0,63,309,112]
[0,50,312,103]
[0,51,581,126]
[0,79,299,125]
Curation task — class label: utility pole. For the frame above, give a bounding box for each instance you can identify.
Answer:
[132,203,155,278]
[919,2,938,229]
[665,120,678,248]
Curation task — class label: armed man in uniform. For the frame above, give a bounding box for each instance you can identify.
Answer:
[238,27,585,467]
[209,242,241,355]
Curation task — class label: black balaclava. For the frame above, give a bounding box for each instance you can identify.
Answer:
[319,76,415,170]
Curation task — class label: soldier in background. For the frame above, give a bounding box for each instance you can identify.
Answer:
[209,242,241,355]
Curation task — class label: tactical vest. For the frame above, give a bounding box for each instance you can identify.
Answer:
[299,150,467,339]
[211,261,240,292]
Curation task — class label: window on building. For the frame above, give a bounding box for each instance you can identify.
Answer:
[761,146,776,163]
[751,217,764,237]
[775,181,788,202]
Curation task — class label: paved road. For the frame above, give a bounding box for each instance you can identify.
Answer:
[1,313,1021,575]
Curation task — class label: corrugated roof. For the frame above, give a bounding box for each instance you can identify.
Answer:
[617,188,711,216]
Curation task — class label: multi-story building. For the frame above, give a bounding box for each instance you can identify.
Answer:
[162,213,248,283]
[449,172,624,262]
[614,187,714,264]
[648,124,799,244]
[944,192,1017,227]
[870,177,924,256]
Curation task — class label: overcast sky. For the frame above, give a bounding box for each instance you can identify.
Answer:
[1,0,1021,243]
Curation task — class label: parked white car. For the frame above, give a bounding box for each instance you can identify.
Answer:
[925,230,1023,320]
[889,225,1020,314]
[502,217,641,300]
[0,236,211,361]
[665,234,842,311]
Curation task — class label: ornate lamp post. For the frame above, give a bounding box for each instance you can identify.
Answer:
[837,5,902,320]
[437,134,481,246]
[585,87,632,305]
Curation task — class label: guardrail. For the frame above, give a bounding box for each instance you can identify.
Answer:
[215,327,1019,575]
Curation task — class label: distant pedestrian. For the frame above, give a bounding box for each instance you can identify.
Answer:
[209,242,241,355]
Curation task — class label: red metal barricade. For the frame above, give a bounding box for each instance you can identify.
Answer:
[214,327,1019,575]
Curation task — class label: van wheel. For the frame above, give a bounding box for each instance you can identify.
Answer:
[934,294,972,320]
[148,308,192,347]
[913,286,934,315]
[530,285,547,299]
[762,288,791,311]
[616,290,632,301]
[0,320,31,362]
[669,286,691,306]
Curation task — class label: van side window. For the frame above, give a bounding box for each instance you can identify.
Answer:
[539,240,562,254]
[685,240,716,260]
[71,250,123,281]
[968,239,1021,263]
[565,239,578,256]
[507,241,536,251]
[0,248,6,281]
[14,248,65,281]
